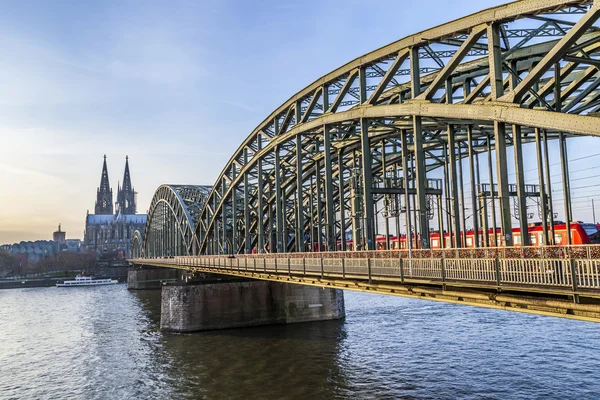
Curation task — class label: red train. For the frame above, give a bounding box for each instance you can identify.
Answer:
[338,222,600,250]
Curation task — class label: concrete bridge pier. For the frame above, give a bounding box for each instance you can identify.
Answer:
[127,266,181,290]
[160,275,345,333]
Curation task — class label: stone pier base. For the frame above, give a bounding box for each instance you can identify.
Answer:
[127,267,180,290]
[160,280,345,332]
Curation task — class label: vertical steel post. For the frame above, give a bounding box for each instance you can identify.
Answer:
[448,125,461,247]
[513,125,529,246]
[413,115,429,248]
[411,46,429,248]
[467,126,479,247]
[257,135,265,253]
[457,137,467,246]
[244,149,251,254]
[554,62,562,113]
[213,195,219,255]
[393,144,401,249]
[543,129,556,244]
[477,153,489,247]
[360,118,376,250]
[315,159,323,252]
[488,22,512,246]
[437,195,444,249]
[338,150,346,251]
[487,23,504,100]
[309,175,315,252]
[535,128,549,246]
[487,138,498,246]
[324,125,335,251]
[351,151,361,249]
[443,144,452,247]
[275,145,283,253]
[494,121,513,247]
[296,134,304,252]
[222,191,227,254]
[232,184,238,254]
[382,141,391,250]
[401,130,413,253]
[559,132,572,245]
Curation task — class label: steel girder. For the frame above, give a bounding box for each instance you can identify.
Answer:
[192,0,600,254]
[143,184,212,257]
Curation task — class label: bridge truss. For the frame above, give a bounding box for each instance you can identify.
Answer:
[146,0,600,257]
[143,185,212,257]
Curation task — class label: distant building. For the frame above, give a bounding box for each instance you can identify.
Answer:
[1,240,57,272]
[84,155,147,258]
[65,239,82,253]
[53,224,66,244]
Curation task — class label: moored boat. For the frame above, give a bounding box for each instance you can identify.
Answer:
[56,275,118,287]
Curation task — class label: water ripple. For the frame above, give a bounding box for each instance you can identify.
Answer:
[0,287,599,399]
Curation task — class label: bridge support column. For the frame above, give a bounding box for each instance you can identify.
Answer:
[160,279,345,333]
[127,266,181,290]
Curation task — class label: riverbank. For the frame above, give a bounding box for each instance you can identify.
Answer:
[0,278,63,290]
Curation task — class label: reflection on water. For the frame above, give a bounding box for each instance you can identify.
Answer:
[1,285,599,399]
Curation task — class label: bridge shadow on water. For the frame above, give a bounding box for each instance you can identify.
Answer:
[132,288,356,399]
[130,289,600,400]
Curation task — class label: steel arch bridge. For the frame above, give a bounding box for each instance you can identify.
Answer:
[143,184,212,257]
[146,0,600,257]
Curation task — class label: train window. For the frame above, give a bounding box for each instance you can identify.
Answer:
[514,236,521,245]
[466,237,473,246]
[432,239,439,247]
[530,234,537,244]
[581,224,599,236]
[555,234,563,244]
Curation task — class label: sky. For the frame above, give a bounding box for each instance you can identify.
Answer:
[1,0,599,244]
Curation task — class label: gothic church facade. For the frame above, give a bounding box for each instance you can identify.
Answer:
[84,156,147,258]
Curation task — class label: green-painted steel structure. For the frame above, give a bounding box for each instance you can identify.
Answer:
[141,0,600,258]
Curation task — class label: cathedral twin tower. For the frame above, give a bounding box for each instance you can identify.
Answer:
[85,155,147,257]
[95,155,137,215]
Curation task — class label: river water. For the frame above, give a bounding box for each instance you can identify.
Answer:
[0,285,599,400]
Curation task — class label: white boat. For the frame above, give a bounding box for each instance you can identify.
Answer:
[56,275,118,287]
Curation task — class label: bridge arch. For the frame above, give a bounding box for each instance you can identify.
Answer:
[191,0,600,254]
[131,230,143,258]
[143,184,212,257]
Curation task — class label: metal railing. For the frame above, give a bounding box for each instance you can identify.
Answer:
[133,245,600,294]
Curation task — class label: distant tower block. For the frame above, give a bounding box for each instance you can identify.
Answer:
[53,223,66,244]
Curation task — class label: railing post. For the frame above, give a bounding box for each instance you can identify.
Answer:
[367,257,372,283]
[441,257,446,288]
[495,257,501,288]
[320,257,324,278]
[570,258,579,304]
[303,257,306,275]
[342,257,346,279]
[275,257,278,273]
[399,257,404,284]
[263,258,266,273]
[288,257,291,277]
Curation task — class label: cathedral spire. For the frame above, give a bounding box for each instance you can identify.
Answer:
[116,155,136,214]
[94,155,114,214]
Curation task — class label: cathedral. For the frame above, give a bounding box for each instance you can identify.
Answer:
[84,156,147,258]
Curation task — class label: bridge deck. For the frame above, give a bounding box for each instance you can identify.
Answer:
[132,250,600,323]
